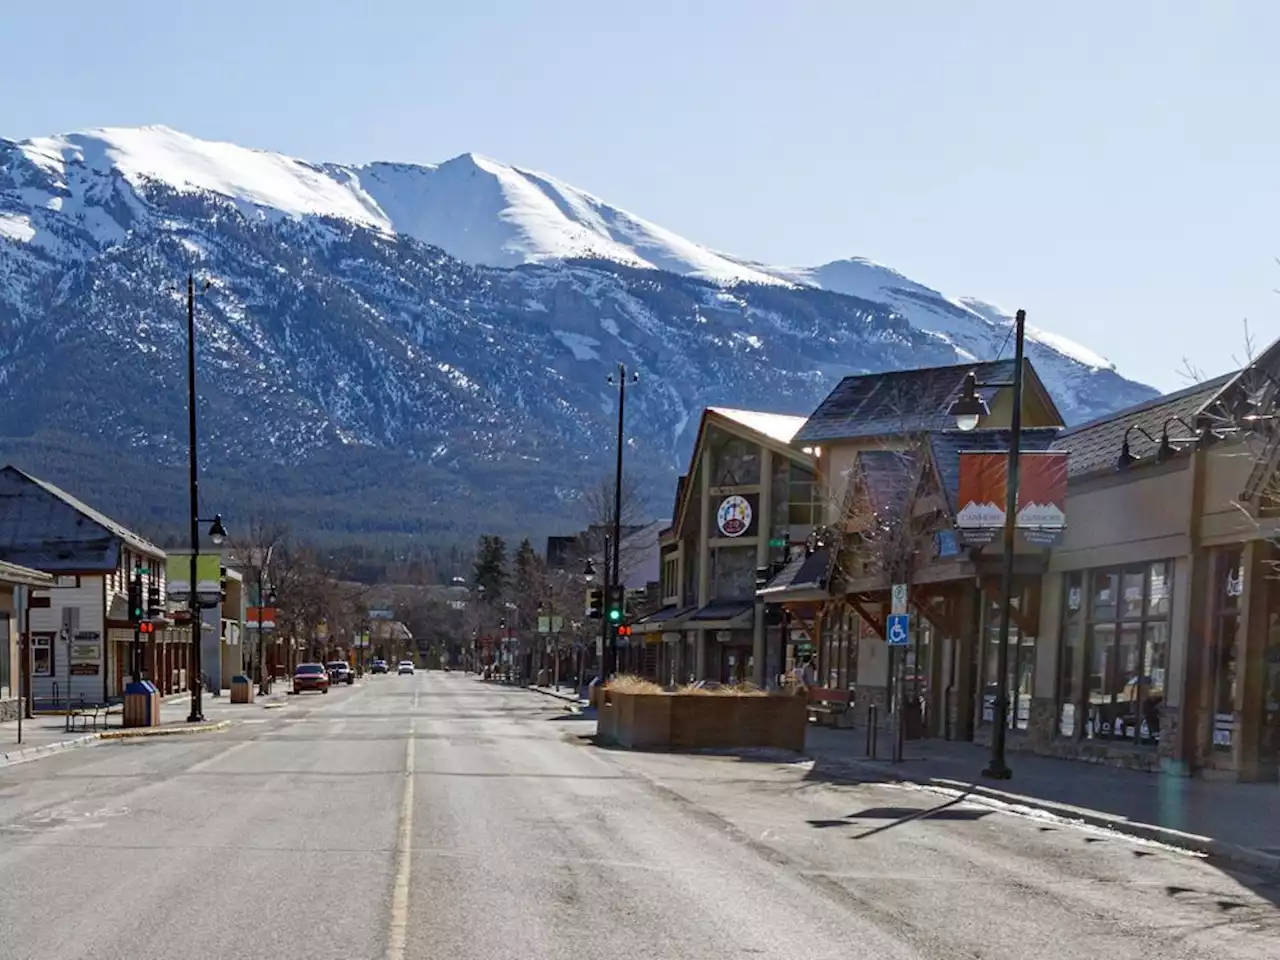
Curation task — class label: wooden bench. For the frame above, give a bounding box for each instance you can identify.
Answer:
[806,687,853,728]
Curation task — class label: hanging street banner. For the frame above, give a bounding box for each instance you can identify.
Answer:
[245,607,277,631]
[165,554,222,606]
[956,451,1068,531]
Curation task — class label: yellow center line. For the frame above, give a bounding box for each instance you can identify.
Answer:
[385,718,415,960]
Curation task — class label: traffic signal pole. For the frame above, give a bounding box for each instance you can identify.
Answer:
[130,570,142,683]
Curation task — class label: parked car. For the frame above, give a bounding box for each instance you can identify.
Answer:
[370,659,388,674]
[398,660,415,675]
[293,662,330,694]
[327,661,354,685]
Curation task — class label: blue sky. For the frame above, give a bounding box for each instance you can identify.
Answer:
[2,0,1275,390]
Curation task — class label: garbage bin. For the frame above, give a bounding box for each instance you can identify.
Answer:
[124,680,160,728]
[230,674,254,704]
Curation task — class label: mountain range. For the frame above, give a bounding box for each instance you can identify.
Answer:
[0,125,1156,545]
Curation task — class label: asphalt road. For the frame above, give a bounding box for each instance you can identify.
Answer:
[0,672,1276,959]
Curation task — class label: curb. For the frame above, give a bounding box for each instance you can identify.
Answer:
[0,733,102,768]
[811,753,1280,879]
[99,720,231,740]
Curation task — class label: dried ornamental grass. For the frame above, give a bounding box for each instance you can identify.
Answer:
[604,675,664,695]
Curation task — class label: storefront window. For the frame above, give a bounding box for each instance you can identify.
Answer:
[1080,561,1170,746]
[1211,548,1243,752]
[1057,573,1084,737]
[32,633,53,677]
[981,580,1039,731]
[788,463,821,526]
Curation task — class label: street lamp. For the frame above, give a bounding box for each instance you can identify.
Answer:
[947,308,1026,780]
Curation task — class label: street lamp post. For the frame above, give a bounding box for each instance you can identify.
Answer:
[604,363,636,679]
[184,271,226,723]
[949,308,1026,780]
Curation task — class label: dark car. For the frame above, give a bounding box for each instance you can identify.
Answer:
[370,659,388,674]
[293,662,330,694]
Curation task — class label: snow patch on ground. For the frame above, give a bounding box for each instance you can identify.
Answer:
[0,214,35,243]
[553,330,600,361]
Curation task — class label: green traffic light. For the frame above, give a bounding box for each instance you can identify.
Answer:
[608,608,621,622]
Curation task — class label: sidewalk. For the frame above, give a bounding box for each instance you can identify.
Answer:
[804,725,1280,877]
[0,686,290,767]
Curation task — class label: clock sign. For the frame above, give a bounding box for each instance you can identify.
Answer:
[716,495,752,537]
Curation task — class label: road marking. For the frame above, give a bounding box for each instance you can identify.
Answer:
[412,687,420,710]
[385,718,416,960]
[240,719,268,725]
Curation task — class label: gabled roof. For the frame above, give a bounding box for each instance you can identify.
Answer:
[929,428,1061,509]
[707,407,808,445]
[0,465,164,571]
[673,406,816,538]
[857,450,918,518]
[1050,375,1232,478]
[794,359,1063,444]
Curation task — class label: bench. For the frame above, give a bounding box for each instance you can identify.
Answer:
[31,694,125,731]
[806,687,853,728]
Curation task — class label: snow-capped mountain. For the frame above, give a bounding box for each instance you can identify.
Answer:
[0,125,1155,541]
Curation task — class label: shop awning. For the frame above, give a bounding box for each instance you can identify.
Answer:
[758,547,831,603]
[633,605,697,634]
[689,601,754,630]
[0,559,53,587]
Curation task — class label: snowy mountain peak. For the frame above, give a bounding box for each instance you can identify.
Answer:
[2,124,1135,405]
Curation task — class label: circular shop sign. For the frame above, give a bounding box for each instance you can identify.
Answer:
[716,495,752,537]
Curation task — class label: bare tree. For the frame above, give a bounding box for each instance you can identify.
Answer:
[577,471,651,585]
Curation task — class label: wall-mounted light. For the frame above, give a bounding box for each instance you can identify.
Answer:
[1116,425,1157,471]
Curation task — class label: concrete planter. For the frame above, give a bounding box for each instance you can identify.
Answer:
[598,689,806,752]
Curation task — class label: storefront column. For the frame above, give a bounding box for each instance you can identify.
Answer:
[948,584,979,742]
[1030,574,1063,748]
[1237,539,1273,781]
[854,601,890,726]
[751,449,772,687]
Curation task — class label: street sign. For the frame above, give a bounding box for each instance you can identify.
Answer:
[891,583,908,615]
[768,537,787,548]
[886,613,910,646]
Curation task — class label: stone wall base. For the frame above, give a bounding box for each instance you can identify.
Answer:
[0,697,19,723]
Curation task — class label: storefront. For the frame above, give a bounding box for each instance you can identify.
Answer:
[652,406,819,687]
[1031,363,1280,779]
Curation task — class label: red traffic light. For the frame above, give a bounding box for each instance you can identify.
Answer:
[139,621,155,635]
[617,624,632,638]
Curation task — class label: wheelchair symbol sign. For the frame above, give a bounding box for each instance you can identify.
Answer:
[886,613,910,646]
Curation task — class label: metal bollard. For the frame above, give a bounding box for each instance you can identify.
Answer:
[866,703,879,759]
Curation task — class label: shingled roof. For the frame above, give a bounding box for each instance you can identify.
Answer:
[0,465,163,572]
[794,360,1048,444]
[1050,375,1233,478]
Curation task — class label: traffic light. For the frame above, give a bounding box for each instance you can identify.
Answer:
[219,565,228,603]
[617,624,632,639]
[127,576,144,624]
[607,585,624,623]
[587,588,603,619]
[138,621,155,636]
[147,583,162,618]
